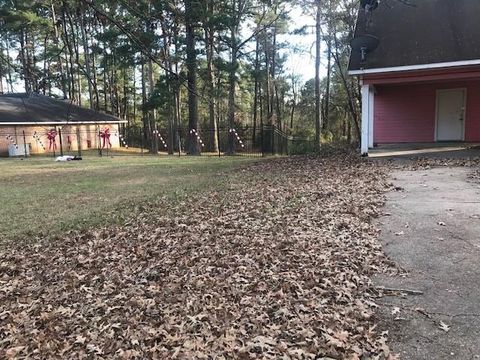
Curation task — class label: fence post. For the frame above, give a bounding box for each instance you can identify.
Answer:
[271,125,275,155]
[218,127,221,157]
[22,130,28,158]
[177,131,181,157]
[76,127,82,157]
[59,127,64,156]
[261,125,264,156]
[98,126,102,157]
[141,126,144,156]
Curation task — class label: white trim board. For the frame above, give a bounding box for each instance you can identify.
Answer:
[349,59,480,76]
[0,121,127,126]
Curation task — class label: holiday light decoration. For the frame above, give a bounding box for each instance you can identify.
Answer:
[115,133,129,148]
[152,130,168,148]
[33,131,46,151]
[47,129,57,150]
[5,134,18,149]
[99,128,112,148]
[189,128,205,147]
[229,128,245,148]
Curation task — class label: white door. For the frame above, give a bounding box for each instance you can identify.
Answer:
[436,89,466,141]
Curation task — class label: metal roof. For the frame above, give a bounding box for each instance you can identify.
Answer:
[0,93,125,124]
[348,0,480,73]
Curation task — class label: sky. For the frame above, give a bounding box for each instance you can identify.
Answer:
[279,7,326,82]
[243,6,328,82]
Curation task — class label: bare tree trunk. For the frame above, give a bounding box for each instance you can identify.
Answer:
[290,77,297,130]
[324,37,332,131]
[227,2,238,154]
[50,2,67,98]
[61,2,76,101]
[264,37,271,125]
[173,14,181,152]
[42,35,48,95]
[19,27,30,93]
[66,7,82,106]
[141,57,149,149]
[148,58,158,154]
[90,19,100,110]
[5,36,14,92]
[204,13,218,152]
[252,34,260,145]
[80,5,94,109]
[185,0,200,155]
[314,0,322,151]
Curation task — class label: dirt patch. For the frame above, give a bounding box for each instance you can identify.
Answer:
[0,155,397,359]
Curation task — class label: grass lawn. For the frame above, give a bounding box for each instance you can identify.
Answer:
[0,154,256,242]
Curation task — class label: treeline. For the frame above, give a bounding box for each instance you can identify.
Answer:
[0,0,361,153]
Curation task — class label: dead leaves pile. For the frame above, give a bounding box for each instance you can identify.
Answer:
[393,157,480,171]
[0,154,397,359]
[380,156,480,182]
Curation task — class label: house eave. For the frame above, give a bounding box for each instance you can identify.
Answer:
[348,59,480,76]
[0,120,128,126]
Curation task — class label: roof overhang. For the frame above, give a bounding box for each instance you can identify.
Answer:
[0,120,127,126]
[348,59,480,76]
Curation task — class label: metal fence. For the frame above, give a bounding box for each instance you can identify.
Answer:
[1,125,315,158]
[123,125,315,157]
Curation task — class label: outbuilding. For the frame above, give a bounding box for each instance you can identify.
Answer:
[349,0,480,155]
[0,93,126,156]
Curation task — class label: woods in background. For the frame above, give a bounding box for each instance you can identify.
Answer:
[0,0,361,153]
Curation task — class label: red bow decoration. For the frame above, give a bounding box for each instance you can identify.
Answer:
[47,130,57,150]
[100,128,112,148]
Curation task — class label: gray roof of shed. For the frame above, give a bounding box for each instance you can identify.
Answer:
[0,93,124,124]
[349,0,480,72]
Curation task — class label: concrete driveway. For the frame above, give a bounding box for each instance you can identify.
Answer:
[376,166,480,359]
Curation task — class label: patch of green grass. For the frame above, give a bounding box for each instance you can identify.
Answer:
[0,155,256,243]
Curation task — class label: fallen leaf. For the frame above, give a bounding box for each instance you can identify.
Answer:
[438,321,451,332]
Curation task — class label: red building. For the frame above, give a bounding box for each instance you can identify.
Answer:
[348,0,480,155]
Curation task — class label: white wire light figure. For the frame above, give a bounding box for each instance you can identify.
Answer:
[33,131,46,151]
[229,128,245,149]
[153,130,168,149]
[189,129,205,148]
[6,134,18,149]
[115,132,129,149]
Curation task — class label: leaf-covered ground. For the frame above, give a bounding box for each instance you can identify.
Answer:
[1,154,398,359]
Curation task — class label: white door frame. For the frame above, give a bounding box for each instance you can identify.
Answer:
[435,88,466,142]
[361,84,375,155]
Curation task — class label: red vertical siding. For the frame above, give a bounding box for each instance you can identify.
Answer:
[465,82,480,142]
[373,80,480,144]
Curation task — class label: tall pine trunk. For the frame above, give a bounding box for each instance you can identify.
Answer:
[204,20,218,152]
[227,2,238,155]
[314,0,322,151]
[324,37,332,132]
[252,34,260,145]
[185,0,200,155]
[80,5,94,109]
[148,58,158,154]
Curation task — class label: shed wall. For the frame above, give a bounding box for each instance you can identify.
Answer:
[374,80,480,144]
[0,124,121,156]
